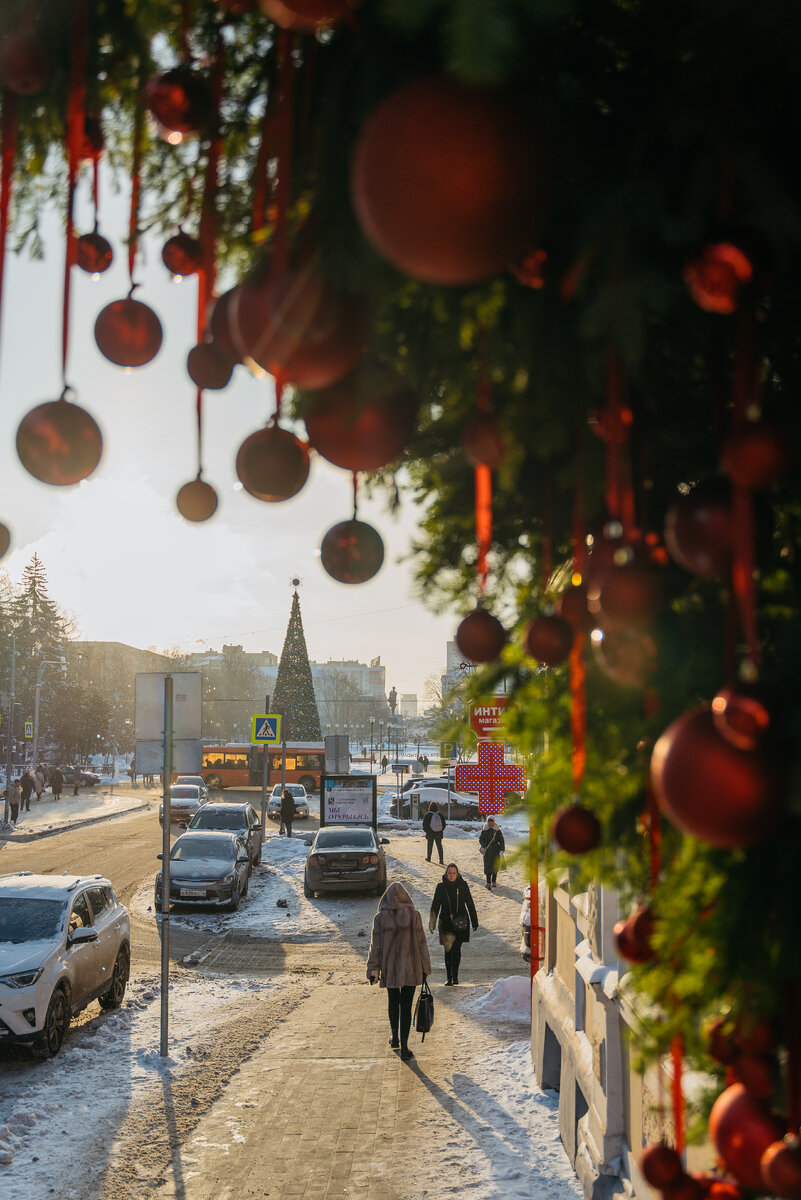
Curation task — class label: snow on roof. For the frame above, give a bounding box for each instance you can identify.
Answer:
[0,873,107,897]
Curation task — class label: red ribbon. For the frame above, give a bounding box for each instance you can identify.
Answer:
[475,463,492,593]
[569,633,586,790]
[670,1035,685,1154]
[0,90,18,346]
[61,0,88,385]
[128,95,144,288]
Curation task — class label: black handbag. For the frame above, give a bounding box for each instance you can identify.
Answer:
[414,977,435,1040]
[448,887,469,934]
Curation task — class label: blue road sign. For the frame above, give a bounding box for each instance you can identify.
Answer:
[251,714,282,744]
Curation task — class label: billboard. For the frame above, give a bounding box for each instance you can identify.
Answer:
[321,775,377,829]
[134,672,202,774]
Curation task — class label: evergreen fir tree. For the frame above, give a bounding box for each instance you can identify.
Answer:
[272,588,323,742]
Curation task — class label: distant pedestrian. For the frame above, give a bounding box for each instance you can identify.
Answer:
[422,801,446,865]
[429,863,478,986]
[478,817,505,890]
[50,765,64,801]
[367,882,431,1063]
[381,755,388,773]
[20,771,34,812]
[7,778,21,825]
[34,766,45,801]
[280,787,296,838]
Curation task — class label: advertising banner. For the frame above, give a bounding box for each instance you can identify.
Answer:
[469,698,510,739]
[321,775,377,829]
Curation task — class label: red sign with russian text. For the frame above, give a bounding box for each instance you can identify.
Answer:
[469,698,509,739]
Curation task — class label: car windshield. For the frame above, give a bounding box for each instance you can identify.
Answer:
[170,787,199,800]
[315,829,375,849]
[191,810,245,831]
[0,896,66,943]
[171,836,233,861]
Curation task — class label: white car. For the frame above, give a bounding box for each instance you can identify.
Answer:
[266,783,309,820]
[0,871,130,1058]
[389,779,479,819]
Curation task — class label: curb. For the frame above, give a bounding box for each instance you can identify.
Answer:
[1,798,154,842]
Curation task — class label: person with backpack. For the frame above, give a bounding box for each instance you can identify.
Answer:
[280,787,296,838]
[429,863,478,986]
[478,817,506,890]
[422,801,446,864]
[367,882,431,1062]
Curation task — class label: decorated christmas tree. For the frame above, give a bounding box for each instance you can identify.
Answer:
[272,586,322,743]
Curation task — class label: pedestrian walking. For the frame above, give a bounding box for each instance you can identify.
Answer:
[50,765,64,801]
[478,817,505,890]
[20,770,34,812]
[381,754,388,773]
[422,801,446,864]
[429,863,478,986]
[34,766,45,802]
[366,881,431,1062]
[7,778,21,825]
[280,786,296,838]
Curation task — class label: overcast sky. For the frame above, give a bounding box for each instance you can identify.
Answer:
[0,175,457,700]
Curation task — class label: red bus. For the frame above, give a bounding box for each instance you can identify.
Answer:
[199,743,325,793]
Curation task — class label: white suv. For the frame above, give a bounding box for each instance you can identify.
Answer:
[0,872,131,1058]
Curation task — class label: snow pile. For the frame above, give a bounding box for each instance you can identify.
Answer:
[464,975,532,1023]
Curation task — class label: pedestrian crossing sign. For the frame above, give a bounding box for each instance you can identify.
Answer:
[251,714,281,744]
[24,720,33,738]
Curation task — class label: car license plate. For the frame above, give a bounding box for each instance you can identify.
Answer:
[180,888,206,897]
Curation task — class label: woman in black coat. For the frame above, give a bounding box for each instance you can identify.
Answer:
[478,817,505,890]
[428,863,478,985]
[280,788,296,837]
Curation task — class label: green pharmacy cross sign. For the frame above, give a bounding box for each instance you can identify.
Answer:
[251,714,282,745]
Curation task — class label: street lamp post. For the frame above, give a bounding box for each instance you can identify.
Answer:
[31,655,67,770]
[369,719,374,772]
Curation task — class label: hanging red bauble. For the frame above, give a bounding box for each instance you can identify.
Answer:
[552,803,601,854]
[187,343,233,390]
[162,231,203,277]
[592,627,658,689]
[76,231,113,275]
[704,1178,746,1200]
[176,478,218,522]
[461,413,506,469]
[558,583,594,631]
[258,0,351,32]
[144,66,213,135]
[711,686,772,752]
[721,419,793,491]
[597,559,664,629]
[455,606,507,663]
[706,1018,738,1066]
[664,478,734,577]
[209,288,243,366]
[0,28,50,95]
[95,297,163,368]
[524,615,573,667]
[320,518,384,584]
[303,365,416,471]
[761,1138,801,1199]
[684,242,754,315]
[350,75,551,286]
[651,706,788,849]
[709,1084,784,1191]
[80,116,104,160]
[731,1052,775,1099]
[235,425,310,502]
[16,399,102,486]
[640,1145,683,1190]
[0,524,10,561]
[614,912,654,964]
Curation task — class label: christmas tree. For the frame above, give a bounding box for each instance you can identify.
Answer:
[272,587,323,743]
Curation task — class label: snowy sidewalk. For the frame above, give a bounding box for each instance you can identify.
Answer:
[0,784,154,841]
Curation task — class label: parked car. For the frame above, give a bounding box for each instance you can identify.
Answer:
[390,781,480,821]
[187,802,263,868]
[60,765,102,786]
[266,783,309,821]
[154,830,250,912]
[174,775,208,790]
[303,825,389,898]
[0,871,130,1058]
[159,783,208,828]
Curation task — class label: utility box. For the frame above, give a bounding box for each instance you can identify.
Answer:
[325,734,349,774]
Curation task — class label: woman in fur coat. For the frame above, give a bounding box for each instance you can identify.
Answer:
[366,881,432,1061]
[429,863,478,986]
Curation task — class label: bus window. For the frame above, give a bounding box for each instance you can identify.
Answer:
[223,751,248,769]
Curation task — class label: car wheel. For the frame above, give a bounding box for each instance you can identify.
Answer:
[206,774,223,791]
[228,884,241,912]
[32,985,70,1059]
[303,880,313,899]
[99,946,130,1010]
[242,873,249,897]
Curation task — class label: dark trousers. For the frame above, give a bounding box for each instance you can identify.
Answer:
[484,855,499,886]
[387,985,415,1048]
[444,944,462,982]
[425,832,444,863]
[22,793,31,811]
[8,801,19,824]
[284,820,293,838]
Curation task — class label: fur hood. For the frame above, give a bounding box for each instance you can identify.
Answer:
[377,882,415,912]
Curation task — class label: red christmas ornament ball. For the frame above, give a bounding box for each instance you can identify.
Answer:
[524,615,574,667]
[259,0,351,31]
[706,1018,738,1066]
[235,425,310,502]
[16,399,102,486]
[558,583,594,631]
[303,365,416,472]
[76,231,113,274]
[455,607,507,663]
[461,413,506,469]
[552,803,601,854]
[320,518,385,585]
[144,66,212,135]
[614,916,653,964]
[709,1084,785,1191]
[761,1138,801,1199]
[721,420,793,491]
[705,1180,746,1200]
[95,298,163,368]
[640,1145,684,1190]
[351,75,551,286]
[711,686,772,752]
[176,478,218,522]
[0,523,10,561]
[162,232,203,277]
[684,242,754,315]
[187,343,233,390]
[651,705,788,849]
[664,479,734,577]
[597,560,663,629]
[0,29,50,95]
[592,627,659,690]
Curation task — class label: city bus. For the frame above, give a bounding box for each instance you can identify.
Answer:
[199,742,325,793]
